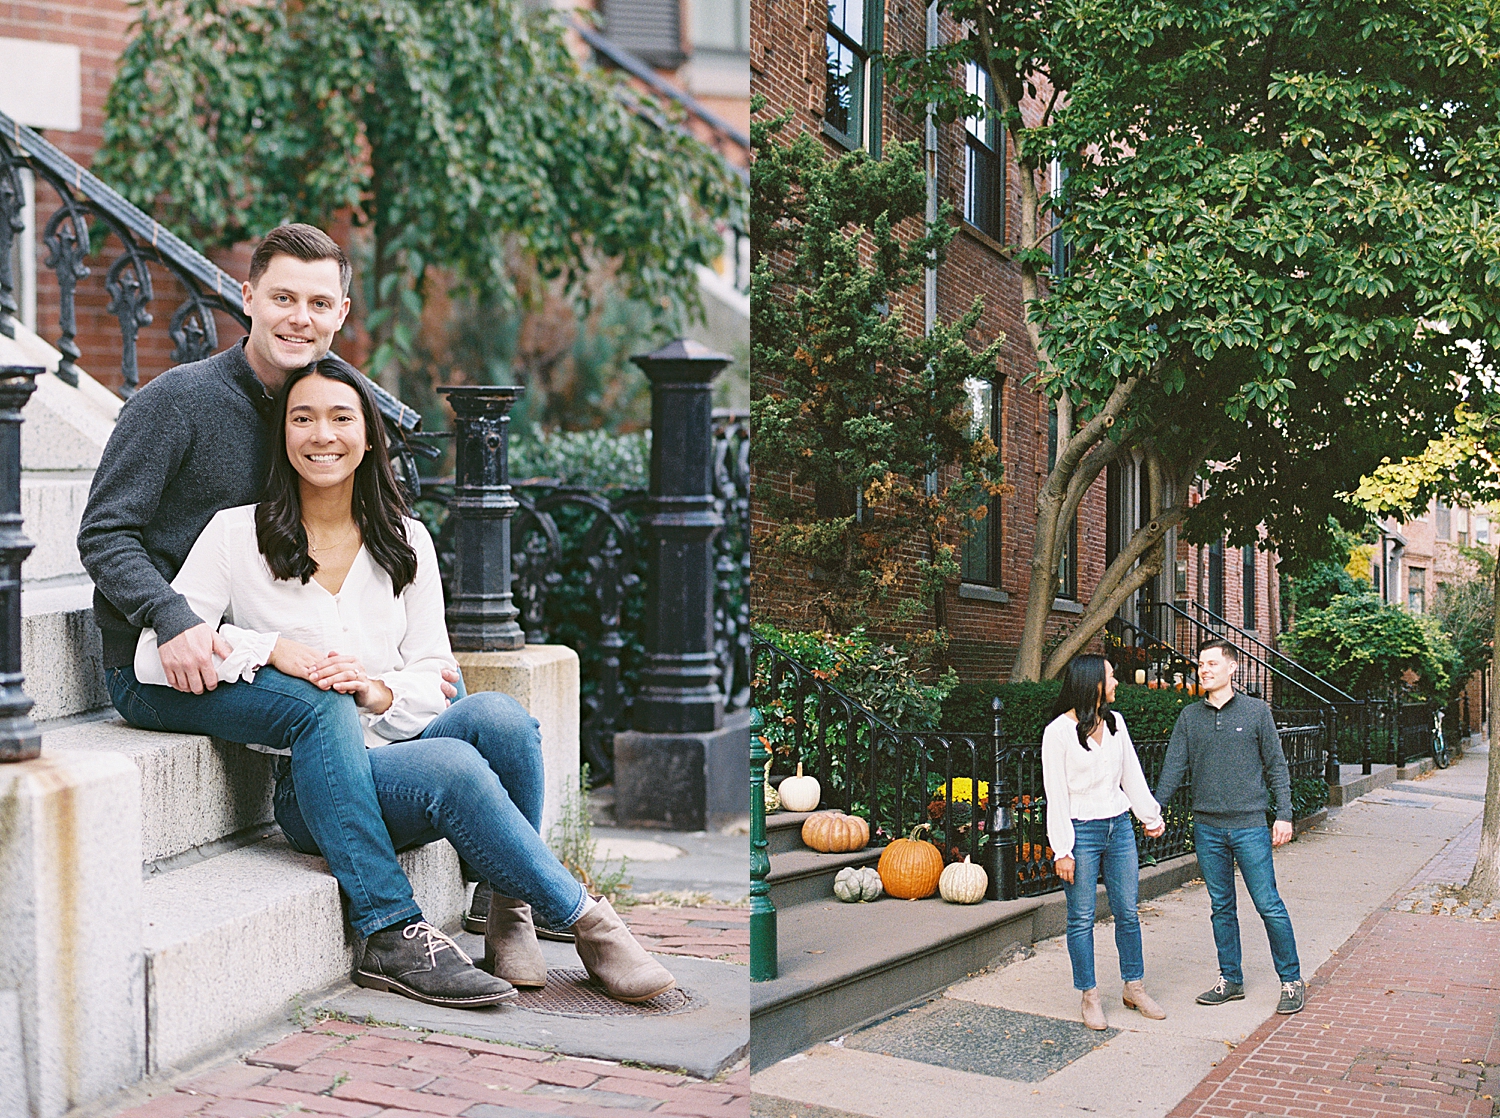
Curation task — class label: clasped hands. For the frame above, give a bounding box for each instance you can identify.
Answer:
[270,637,393,714]
[1053,818,1167,885]
[157,622,460,706]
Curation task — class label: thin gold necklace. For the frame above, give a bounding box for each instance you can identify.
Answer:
[306,522,358,556]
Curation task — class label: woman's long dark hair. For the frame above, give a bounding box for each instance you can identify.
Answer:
[255,356,418,595]
[1050,653,1118,751]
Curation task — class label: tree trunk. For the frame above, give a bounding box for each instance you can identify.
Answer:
[1465,550,1500,899]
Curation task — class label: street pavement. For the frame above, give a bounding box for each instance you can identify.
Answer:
[751,738,1494,1118]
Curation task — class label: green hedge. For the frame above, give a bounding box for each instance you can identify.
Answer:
[941,682,1199,743]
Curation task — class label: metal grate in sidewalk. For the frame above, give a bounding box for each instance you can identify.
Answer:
[511,968,699,1016]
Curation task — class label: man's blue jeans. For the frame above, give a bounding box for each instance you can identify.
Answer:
[1062,812,1144,991]
[1193,822,1301,984]
[108,664,422,936]
[274,691,589,931]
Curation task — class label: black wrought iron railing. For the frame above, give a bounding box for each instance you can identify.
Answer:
[420,410,750,782]
[0,109,423,455]
[753,635,1335,902]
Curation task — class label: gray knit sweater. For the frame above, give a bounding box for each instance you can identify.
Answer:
[1153,691,1293,829]
[78,341,275,668]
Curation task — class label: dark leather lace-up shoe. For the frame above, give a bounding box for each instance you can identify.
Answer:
[355,919,515,1007]
[1276,979,1306,1015]
[1195,976,1245,1006]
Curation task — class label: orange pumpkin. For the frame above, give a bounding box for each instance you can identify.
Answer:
[801,811,870,853]
[877,823,944,899]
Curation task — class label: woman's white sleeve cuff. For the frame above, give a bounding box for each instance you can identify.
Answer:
[367,671,446,742]
[215,626,278,683]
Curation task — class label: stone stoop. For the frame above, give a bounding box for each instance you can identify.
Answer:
[36,718,467,1078]
[142,834,463,1074]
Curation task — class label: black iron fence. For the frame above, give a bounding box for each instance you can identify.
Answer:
[753,635,1333,901]
[420,409,750,782]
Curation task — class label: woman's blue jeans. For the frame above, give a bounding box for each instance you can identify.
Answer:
[1193,822,1301,984]
[274,691,589,931]
[1062,812,1144,991]
[109,664,423,936]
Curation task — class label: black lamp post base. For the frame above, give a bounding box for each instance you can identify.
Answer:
[613,708,752,832]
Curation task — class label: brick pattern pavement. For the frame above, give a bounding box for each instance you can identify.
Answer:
[1169,815,1500,1118]
[115,1021,749,1118]
[619,905,749,966]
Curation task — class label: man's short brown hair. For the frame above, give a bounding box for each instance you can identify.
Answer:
[248,224,351,295]
[1198,638,1240,664]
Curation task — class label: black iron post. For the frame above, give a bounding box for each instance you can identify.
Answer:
[629,340,732,733]
[0,367,40,761]
[438,385,525,651]
[1324,705,1339,786]
[985,697,1015,901]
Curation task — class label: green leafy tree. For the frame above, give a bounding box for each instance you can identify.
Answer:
[1358,404,1500,896]
[1280,593,1454,699]
[889,0,1499,679]
[750,107,1004,632]
[96,0,741,392]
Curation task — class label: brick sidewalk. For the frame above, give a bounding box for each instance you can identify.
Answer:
[112,905,748,1118]
[117,1019,749,1118]
[618,904,749,966]
[1169,815,1500,1118]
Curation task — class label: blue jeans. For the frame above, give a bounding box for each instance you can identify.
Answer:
[1062,812,1144,991]
[1193,823,1301,984]
[274,692,589,930]
[109,664,423,936]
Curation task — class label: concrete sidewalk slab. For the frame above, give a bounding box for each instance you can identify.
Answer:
[594,825,749,902]
[751,745,1491,1118]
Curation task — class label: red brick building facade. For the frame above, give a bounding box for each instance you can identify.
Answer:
[749,0,1279,680]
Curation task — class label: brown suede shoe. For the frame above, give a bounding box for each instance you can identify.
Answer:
[483,895,549,989]
[571,897,676,1003]
[1122,980,1167,1020]
[1081,987,1107,1030]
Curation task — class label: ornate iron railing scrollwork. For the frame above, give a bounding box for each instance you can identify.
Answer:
[0,107,422,438]
[711,410,750,713]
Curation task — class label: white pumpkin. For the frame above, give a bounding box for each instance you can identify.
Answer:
[777,763,821,813]
[833,865,883,903]
[938,856,988,905]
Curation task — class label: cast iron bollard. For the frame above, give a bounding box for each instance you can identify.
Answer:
[438,385,525,651]
[0,367,40,761]
[749,707,776,981]
[629,340,732,733]
[985,696,1015,901]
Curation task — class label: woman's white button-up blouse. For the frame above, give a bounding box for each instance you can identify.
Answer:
[135,504,456,749]
[1041,711,1163,861]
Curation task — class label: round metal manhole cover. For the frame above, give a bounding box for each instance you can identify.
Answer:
[511,969,697,1017]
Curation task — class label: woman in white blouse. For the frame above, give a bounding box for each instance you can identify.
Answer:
[137,357,674,1006]
[1042,653,1167,1030]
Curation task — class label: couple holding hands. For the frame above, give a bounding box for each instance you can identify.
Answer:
[1042,641,1306,1030]
[78,223,674,1011]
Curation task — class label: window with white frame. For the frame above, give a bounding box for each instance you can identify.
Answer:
[963,62,1004,240]
[825,0,880,151]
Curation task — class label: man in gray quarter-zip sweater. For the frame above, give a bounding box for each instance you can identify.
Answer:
[1153,638,1306,1016]
[77,224,507,1009]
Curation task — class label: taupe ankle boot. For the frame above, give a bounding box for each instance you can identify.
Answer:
[571,897,676,1003]
[1081,987,1107,1030]
[482,895,549,989]
[1123,980,1166,1020]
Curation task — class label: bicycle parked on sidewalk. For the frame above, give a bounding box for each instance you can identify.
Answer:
[1432,708,1450,769]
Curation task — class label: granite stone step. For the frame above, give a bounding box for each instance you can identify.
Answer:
[42,717,276,864]
[141,833,466,1073]
[24,576,109,720]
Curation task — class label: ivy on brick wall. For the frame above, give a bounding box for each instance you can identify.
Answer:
[750,104,1006,634]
